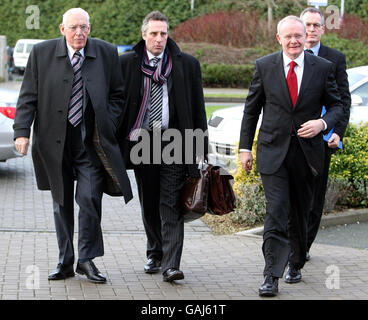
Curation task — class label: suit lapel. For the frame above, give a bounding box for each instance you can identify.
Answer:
[295,53,315,108]
[273,51,293,109]
[171,52,190,129]
[317,43,328,59]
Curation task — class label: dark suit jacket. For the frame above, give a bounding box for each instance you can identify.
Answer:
[118,38,208,177]
[239,51,344,176]
[318,43,351,139]
[13,37,133,205]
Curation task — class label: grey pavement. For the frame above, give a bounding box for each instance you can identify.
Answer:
[1,154,368,301]
[2,79,368,301]
[315,222,368,250]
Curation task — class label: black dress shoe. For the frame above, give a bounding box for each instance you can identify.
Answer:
[144,258,161,274]
[259,275,278,297]
[48,264,75,280]
[163,268,184,282]
[285,266,302,283]
[306,251,311,261]
[76,260,106,283]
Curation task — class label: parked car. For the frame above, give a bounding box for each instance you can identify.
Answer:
[13,39,45,74]
[0,88,22,162]
[6,46,14,73]
[117,44,134,55]
[208,65,368,168]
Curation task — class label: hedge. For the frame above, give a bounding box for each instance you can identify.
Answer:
[322,33,368,68]
[198,34,368,88]
[201,63,254,88]
[329,123,368,207]
[0,0,193,46]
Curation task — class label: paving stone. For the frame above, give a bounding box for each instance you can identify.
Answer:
[1,155,368,301]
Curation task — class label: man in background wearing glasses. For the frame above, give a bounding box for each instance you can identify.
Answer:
[300,7,351,261]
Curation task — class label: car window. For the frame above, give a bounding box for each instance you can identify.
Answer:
[347,72,368,87]
[352,82,368,106]
[15,43,24,53]
[26,44,34,53]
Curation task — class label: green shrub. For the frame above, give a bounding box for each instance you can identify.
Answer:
[329,135,368,208]
[230,178,266,227]
[201,63,254,88]
[330,123,368,182]
[231,123,368,225]
[231,133,266,227]
[322,33,368,68]
[323,177,351,213]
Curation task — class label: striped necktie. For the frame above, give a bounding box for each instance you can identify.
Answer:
[68,51,83,127]
[149,57,163,130]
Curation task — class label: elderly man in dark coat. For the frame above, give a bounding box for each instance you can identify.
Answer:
[119,11,208,282]
[13,7,132,283]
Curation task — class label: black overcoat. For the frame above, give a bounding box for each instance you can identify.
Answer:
[13,37,133,205]
[118,38,208,178]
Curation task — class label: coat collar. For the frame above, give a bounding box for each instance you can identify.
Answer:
[133,37,182,58]
[317,42,328,58]
[55,37,96,59]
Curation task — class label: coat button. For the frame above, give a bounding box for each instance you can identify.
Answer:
[56,140,61,144]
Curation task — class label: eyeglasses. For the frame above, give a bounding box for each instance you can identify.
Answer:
[282,34,304,40]
[305,23,322,29]
[66,24,89,32]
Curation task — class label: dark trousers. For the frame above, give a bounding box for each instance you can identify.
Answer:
[133,135,187,272]
[260,136,314,278]
[53,122,105,265]
[307,144,333,250]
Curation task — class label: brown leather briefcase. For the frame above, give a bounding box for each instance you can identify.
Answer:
[181,163,236,221]
[181,165,210,222]
[207,165,236,216]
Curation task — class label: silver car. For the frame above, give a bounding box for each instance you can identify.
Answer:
[0,87,22,161]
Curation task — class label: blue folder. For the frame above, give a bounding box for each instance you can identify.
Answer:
[321,106,343,149]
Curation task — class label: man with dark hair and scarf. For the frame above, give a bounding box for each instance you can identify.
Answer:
[118,11,208,282]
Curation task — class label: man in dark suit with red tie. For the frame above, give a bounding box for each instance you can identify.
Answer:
[239,15,343,297]
[14,8,132,283]
[300,7,351,260]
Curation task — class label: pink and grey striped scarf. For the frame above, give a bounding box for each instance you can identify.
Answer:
[128,48,172,141]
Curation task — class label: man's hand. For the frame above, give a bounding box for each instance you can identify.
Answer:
[297,119,325,138]
[14,137,30,155]
[328,133,341,149]
[240,151,253,172]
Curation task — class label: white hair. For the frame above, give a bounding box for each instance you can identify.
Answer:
[277,15,306,35]
[62,8,90,25]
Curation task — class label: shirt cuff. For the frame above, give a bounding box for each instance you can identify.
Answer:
[321,119,327,130]
[239,149,252,153]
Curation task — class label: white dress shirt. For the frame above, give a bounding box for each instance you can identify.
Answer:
[143,50,169,130]
[66,42,85,62]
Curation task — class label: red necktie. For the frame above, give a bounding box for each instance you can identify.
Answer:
[287,61,298,107]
